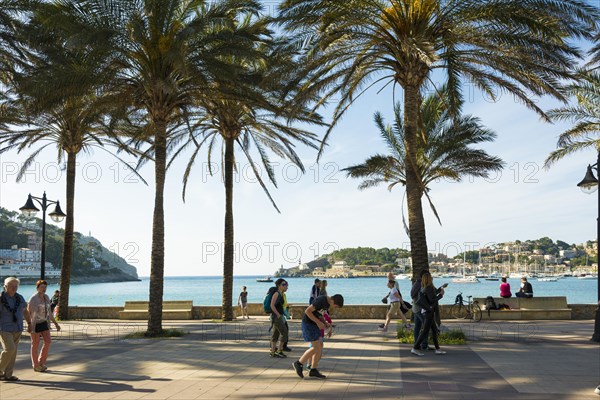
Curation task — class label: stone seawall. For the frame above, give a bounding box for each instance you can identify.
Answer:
[65,303,598,320]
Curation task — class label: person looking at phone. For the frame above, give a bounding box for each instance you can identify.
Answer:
[412,272,447,356]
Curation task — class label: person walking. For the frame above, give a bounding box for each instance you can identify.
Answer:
[320,280,328,297]
[0,277,32,381]
[411,270,429,350]
[238,286,249,319]
[28,280,61,372]
[292,294,344,379]
[50,290,60,315]
[412,272,446,356]
[309,278,320,304]
[269,279,289,358]
[281,290,292,352]
[499,277,512,298]
[379,279,411,332]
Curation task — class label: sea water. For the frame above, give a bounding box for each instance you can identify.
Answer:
[16,275,599,306]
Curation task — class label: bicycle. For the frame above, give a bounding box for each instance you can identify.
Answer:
[450,292,482,322]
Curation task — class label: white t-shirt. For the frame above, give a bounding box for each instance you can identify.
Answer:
[389,287,401,303]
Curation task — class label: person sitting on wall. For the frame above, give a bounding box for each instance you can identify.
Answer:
[499,277,512,298]
[515,277,533,298]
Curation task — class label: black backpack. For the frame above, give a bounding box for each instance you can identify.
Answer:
[485,296,498,316]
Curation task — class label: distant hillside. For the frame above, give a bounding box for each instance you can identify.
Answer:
[0,207,138,282]
[328,247,411,266]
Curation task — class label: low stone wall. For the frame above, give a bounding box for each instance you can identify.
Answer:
[66,303,598,320]
[68,306,122,320]
[570,304,598,320]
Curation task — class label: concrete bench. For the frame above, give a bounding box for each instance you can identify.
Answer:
[474,296,572,320]
[119,300,193,320]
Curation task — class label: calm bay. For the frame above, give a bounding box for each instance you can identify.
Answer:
[16,275,598,306]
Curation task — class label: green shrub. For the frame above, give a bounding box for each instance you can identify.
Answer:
[397,324,466,345]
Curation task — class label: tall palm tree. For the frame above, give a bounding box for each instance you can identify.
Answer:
[173,33,324,320]
[344,90,504,233]
[0,0,32,128]
[278,0,599,279]
[589,31,600,68]
[0,3,143,320]
[544,70,600,167]
[0,0,29,78]
[50,0,275,334]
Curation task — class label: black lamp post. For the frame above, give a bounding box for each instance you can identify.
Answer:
[576,151,600,343]
[19,192,66,280]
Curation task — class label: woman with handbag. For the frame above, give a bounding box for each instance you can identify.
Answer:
[27,280,60,372]
[412,272,446,356]
[379,280,411,332]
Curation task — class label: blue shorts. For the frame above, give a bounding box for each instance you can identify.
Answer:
[301,320,321,342]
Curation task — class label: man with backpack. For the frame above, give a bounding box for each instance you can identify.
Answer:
[265,278,289,358]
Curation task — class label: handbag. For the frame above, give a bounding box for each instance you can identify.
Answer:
[34,320,49,333]
[400,300,412,313]
[381,296,388,304]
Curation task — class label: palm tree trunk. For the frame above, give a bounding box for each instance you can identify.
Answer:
[57,151,76,320]
[222,136,235,321]
[148,121,167,335]
[404,84,429,280]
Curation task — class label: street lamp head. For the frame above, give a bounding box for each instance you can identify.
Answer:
[577,165,598,194]
[49,201,66,223]
[19,194,40,217]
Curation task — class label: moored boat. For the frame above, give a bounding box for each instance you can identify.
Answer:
[451,275,480,283]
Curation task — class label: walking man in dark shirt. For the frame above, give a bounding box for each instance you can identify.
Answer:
[292,294,344,379]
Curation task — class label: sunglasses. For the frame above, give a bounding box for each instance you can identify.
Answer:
[282,282,288,286]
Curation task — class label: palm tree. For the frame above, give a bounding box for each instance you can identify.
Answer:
[49,0,277,334]
[0,0,32,128]
[173,34,324,320]
[0,4,143,320]
[344,90,504,234]
[589,31,600,68]
[544,71,600,167]
[278,0,599,279]
[0,0,29,77]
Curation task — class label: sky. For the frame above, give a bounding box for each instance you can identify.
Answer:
[1,2,599,277]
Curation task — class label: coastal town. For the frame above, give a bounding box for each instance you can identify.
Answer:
[275,240,599,280]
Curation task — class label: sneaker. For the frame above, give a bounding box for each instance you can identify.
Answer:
[292,361,304,378]
[378,326,388,332]
[435,350,447,355]
[276,351,287,358]
[305,363,311,370]
[411,349,424,356]
[595,385,600,395]
[308,368,327,379]
[283,346,292,352]
[378,324,384,329]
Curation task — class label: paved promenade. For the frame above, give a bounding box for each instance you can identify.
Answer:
[1,318,598,399]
